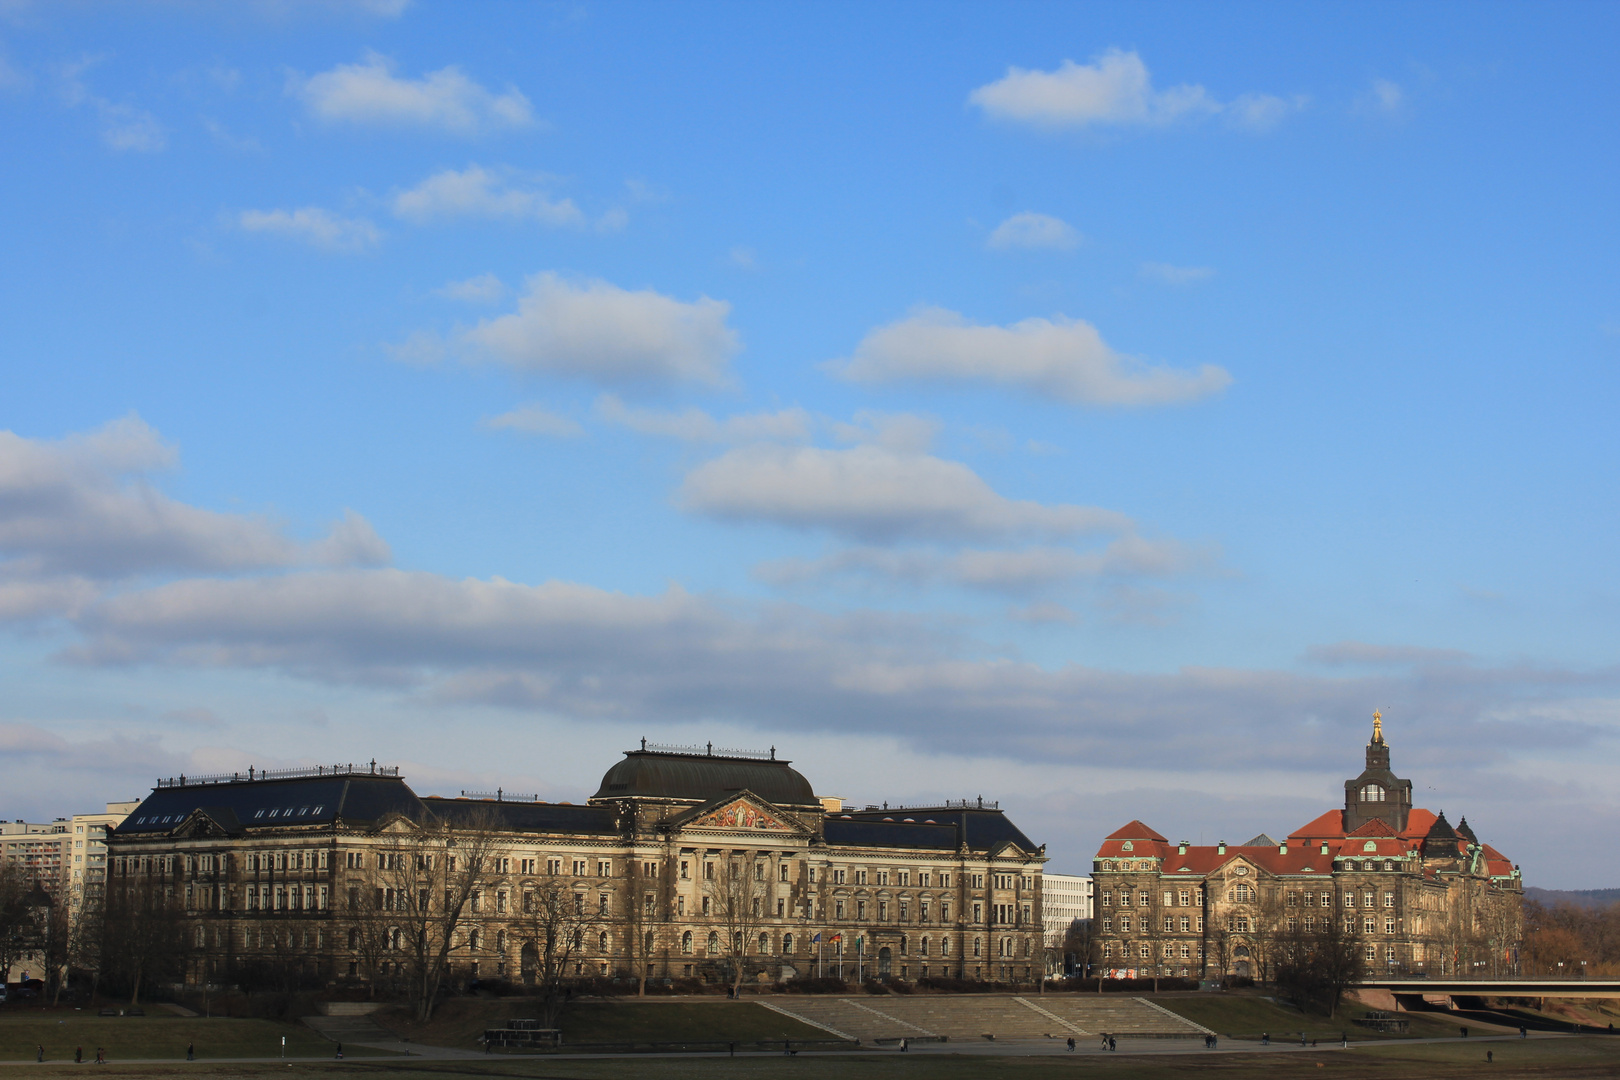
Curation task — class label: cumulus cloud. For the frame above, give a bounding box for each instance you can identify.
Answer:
[1140,262,1214,285]
[238,207,382,252]
[829,306,1231,406]
[481,404,583,438]
[679,443,1129,543]
[392,165,581,226]
[461,273,740,386]
[287,51,532,134]
[435,272,508,303]
[970,48,1301,132]
[987,212,1081,251]
[596,395,811,444]
[0,416,389,590]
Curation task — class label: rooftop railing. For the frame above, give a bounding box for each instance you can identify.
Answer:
[638,738,778,760]
[459,789,542,802]
[154,761,399,789]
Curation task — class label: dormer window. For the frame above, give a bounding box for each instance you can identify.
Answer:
[1361,783,1385,802]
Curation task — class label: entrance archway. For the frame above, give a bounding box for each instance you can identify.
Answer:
[878,946,892,977]
[520,942,539,986]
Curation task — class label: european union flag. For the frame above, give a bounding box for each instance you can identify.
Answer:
[811,932,821,942]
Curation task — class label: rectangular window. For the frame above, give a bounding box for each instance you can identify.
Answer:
[1120,916,1131,932]
[941,873,951,887]
[941,901,951,921]
[573,859,587,877]
[1384,891,1396,908]
[855,869,867,885]
[1103,943,1113,959]
[899,900,909,921]
[1163,891,1173,907]
[1101,890,1112,907]
[879,900,888,921]
[1344,892,1355,908]
[877,871,889,886]
[920,899,930,921]
[548,858,563,876]
[835,900,846,919]
[780,862,790,882]
[972,902,982,923]
[497,891,508,913]
[599,860,611,877]
[1385,917,1396,934]
[899,871,910,886]
[920,872,930,887]
[1102,918,1112,933]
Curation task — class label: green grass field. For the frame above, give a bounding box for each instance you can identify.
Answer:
[1153,991,1464,1040]
[0,1010,335,1061]
[375,996,833,1050]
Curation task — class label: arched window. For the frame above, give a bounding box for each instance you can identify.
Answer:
[759,932,770,954]
[496,930,506,953]
[468,928,480,950]
[921,936,930,957]
[681,931,693,954]
[734,930,744,953]
[707,931,720,954]
[1362,783,1385,803]
[783,933,794,955]
[973,938,982,957]
[899,935,908,956]
[348,927,359,949]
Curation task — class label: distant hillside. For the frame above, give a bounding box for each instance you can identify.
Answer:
[1525,887,1620,910]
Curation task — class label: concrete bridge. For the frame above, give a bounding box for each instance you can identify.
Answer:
[1359,977,1620,1013]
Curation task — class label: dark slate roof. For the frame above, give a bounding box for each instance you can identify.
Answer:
[115,775,422,836]
[421,797,617,834]
[823,818,959,850]
[592,751,818,807]
[837,808,1039,854]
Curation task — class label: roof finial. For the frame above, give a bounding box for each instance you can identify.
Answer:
[1372,709,1383,745]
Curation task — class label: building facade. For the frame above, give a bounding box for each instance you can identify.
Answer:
[1039,872,1092,976]
[1091,716,1523,981]
[67,801,140,921]
[1,820,69,891]
[105,745,1048,987]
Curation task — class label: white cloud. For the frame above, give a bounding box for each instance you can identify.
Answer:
[461,273,740,387]
[288,51,532,134]
[481,405,583,438]
[435,272,508,304]
[595,395,811,444]
[729,246,758,270]
[392,165,581,226]
[830,306,1231,406]
[987,212,1080,251]
[60,58,165,152]
[679,444,1129,543]
[755,535,1204,593]
[1372,79,1403,112]
[970,48,1301,133]
[1140,261,1215,285]
[1305,641,1472,667]
[238,207,382,252]
[0,416,390,587]
[1009,601,1078,625]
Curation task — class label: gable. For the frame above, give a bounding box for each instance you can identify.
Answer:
[685,794,795,833]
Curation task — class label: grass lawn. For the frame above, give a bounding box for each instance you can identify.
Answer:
[375,997,831,1050]
[11,1036,1620,1079]
[1154,991,1463,1040]
[0,1009,335,1061]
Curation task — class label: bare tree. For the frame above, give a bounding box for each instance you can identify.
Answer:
[100,877,186,1007]
[1061,918,1096,979]
[1275,908,1365,1017]
[621,859,665,995]
[514,870,598,1027]
[371,806,502,1022]
[0,863,38,984]
[705,853,770,996]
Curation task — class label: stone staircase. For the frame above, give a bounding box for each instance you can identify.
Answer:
[762,994,1207,1044]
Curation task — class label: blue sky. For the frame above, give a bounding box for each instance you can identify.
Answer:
[3,1,1618,886]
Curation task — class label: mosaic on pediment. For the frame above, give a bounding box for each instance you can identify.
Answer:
[692,799,790,832]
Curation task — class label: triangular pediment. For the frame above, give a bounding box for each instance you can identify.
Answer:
[669,790,801,834]
[988,839,1031,860]
[177,807,242,837]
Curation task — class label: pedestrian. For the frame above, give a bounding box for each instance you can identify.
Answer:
[1067,1037,1075,1052]
[1487,1050,1493,1063]
[1109,1035,1116,1052]
[75,1047,82,1064]
[37,1045,44,1063]
[1100,1033,1109,1051]
[1462,1026,1469,1038]
[1520,1025,1527,1038]
[900,1038,908,1052]
[1301,1033,1307,1047]
[186,1041,194,1061]
[1263,1031,1270,1046]
[336,1042,343,1060]
[96,1047,105,1064]
[1341,1032,1348,1048]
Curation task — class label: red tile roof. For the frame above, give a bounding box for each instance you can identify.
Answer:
[1105,820,1168,842]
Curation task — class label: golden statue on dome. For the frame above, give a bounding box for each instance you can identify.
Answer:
[1372,709,1384,744]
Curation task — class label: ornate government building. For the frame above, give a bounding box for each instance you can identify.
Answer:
[106,744,1047,986]
[1092,715,1523,980]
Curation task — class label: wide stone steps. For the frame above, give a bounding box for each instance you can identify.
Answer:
[762,994,1205,1044]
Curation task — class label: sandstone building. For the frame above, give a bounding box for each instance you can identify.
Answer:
[1091,716,1522,980]
[105,744,1047,987]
